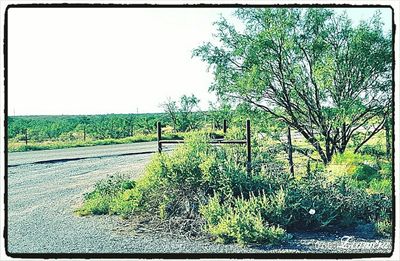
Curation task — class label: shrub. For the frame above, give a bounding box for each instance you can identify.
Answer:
[365,193,392,222]
[287,173,368,229]
[200,194,288,245]
[379,162,392,179]
[75,174,135,216]
[77,132,393,246]
[359,144,386,158]
[77,193,111,216]
[327,151,379,181]
[368,178,392,196]
[109,132,282,219]
[374,219,392,237]
[327,151,392,196]
[108,134,212,219]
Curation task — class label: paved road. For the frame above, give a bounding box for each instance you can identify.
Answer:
[7,141,160,166]
[6,142,393,255]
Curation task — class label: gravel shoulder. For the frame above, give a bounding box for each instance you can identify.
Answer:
[6,143,393,256]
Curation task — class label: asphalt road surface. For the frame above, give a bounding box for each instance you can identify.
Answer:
[7,141,160,166]
[6,142,393,255]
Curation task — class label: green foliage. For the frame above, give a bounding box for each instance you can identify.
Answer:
[75,174,135,216]
[366,193,392,222]
[327,151,379,182]
[374,218,392,237]
[201,194,287,245]
[193,8,392,164]
[327,150,392,200]
[359,144,386,158]
[8,110,248,152]
[78,132,392,246]
[88,174,135,198]
[288,175,373,229]
[76,192,111,216]
[352,164,380,183]
[8,113,170,147]
[329,152,393,224]
[378,162,392,179]
[110,133,212,217]
[161,94,202,132]
[368,179,392,196]
[207,102,233,130]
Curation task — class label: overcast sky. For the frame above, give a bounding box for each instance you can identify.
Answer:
[7,7,392,116]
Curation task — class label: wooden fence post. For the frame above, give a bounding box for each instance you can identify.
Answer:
[25,128,28,145]
[287,126,294,177]
[157,122,162,153]
[223,119,227,135]
[246,120,251,174]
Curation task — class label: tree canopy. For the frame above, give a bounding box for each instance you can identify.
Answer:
[193,8,392,164]
[161,94,201,132]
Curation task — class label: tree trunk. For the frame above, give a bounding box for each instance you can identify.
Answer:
[339,123,347,154]
[296,127,328,165]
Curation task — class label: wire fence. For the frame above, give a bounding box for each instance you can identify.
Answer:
[156,119,388,177]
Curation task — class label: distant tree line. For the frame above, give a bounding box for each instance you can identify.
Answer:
[8,114,165,142]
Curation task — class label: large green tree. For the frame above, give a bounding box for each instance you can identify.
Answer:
[161,94,201,132]
[194,8,392,164]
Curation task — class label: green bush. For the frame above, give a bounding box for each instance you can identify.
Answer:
[378,162,392,179]
[359,144,386,158]
[327,151,392,197]
[108,134,209,219]
[77,132,393,246]
[368,178,392,196]
[200,193,288,245]
[327,151,378,181]
[75,174,135,216]
[288,175,373,229]
[76,192,112,216]
[352,164,380,183]
[365,193,392,222]
[374,218,392,237]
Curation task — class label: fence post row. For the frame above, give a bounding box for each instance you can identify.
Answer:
[156,120,252,174]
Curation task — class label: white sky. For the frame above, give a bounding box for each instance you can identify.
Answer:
[7,7,392,116]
